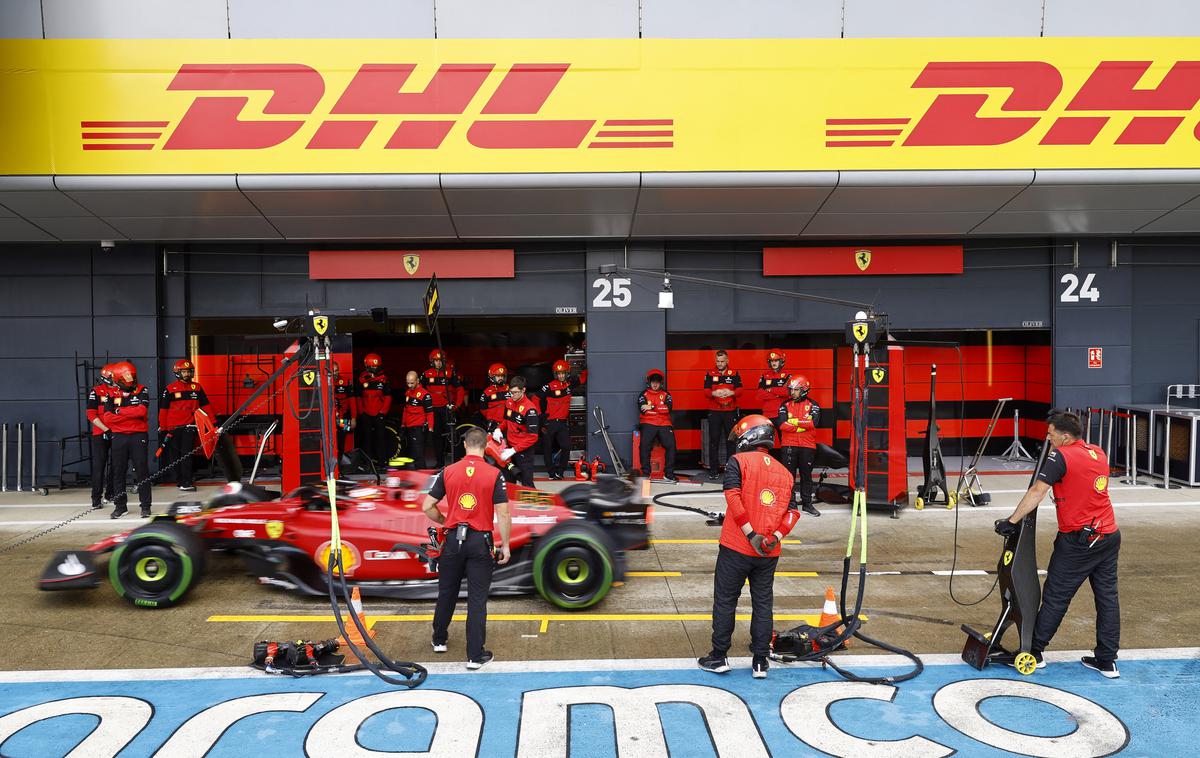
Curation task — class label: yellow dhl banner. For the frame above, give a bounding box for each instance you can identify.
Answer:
[2,38,1200,175]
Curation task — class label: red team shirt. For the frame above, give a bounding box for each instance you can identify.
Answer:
[428,454,508,532]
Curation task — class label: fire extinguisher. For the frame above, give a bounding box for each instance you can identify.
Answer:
[589,456,606,479]
[574,458,592,481]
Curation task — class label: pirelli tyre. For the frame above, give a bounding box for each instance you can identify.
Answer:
[532,521,616,610]
[558,483,592,517]
[109,521,205,609]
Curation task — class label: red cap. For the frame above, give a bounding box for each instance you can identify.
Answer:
[363,353,382,369]
[553,360,571,374]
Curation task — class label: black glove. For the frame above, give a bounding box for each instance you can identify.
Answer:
[747,531,770,557]
[102,431,113,441]
[994,519,1019,538]
[761,534,780,553]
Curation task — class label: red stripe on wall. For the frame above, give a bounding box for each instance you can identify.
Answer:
[765,246,963,276]
[309,249,514,280]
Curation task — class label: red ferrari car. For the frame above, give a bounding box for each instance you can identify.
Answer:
[39,472,650,611]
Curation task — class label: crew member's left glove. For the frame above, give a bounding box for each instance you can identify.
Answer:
[994,519,1019,538]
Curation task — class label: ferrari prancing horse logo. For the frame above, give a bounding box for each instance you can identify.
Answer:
[312,316,329,335]
[852,322,869,343]
[302,370,315,386]
[855,249,872,271]
[266,521,284,539]
[871,367,887,384]
[404,254,420,275]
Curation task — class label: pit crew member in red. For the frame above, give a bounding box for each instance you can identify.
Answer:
[703,349,743,480]
[757,349,791,420]
[700,414,798,679]
[401,370,434,470]
[997,411,1121,678]
[423,427,511,668]
[157,359,214,493]
[479,363,509,429]
[502,376,541,487]
[422,349,463,468]
[539,360,579,481]
[86,364,118,509]
[775,375,821,517]
[638,369,676,483]
[99,361,152,519]
[355,353,392,466]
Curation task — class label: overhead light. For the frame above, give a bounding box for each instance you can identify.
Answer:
[658,276,674,310]
[581,322,586,333]
[407,322,417,334]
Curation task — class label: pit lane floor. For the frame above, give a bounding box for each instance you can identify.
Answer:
[1,468,1197,672]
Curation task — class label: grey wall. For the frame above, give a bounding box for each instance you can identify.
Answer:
[0,244,159,486]
[584,243,666,472]
[1130,243,1200,404]
[662,243,1053,333]
[9,0,1200,38]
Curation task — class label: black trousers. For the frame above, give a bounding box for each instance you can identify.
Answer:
[508,448,535,487]
[707,411,737,471]
[401,425,425,470]
[432,529,494,661]
[166,425,197,486]
[90,435,114,505]
[542,419,571,476]
[638,424,676,477]
[110,433,151,509]
[1033,530,1121,662]
[431,407,452,467]
[781,446,816,506]
[354,413,388,464]
[711,545,777,657]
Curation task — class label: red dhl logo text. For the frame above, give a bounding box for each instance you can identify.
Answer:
[828,60,1200,148]
[80,63,674,152]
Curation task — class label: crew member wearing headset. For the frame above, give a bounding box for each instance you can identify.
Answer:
[479,363,509,431]
[355,353,392,466]
[99,361,152,519]
[400,370,434,469]
[86,364,118,509]
[422,349,462,467]
[776,375,822,517]
[540,360,579,480]
[756,349,791,420]
[158,358,214,493]
[501,376,541,486]
[638,369,677,483]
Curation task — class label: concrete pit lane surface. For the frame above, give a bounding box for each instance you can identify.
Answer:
[0,470,1197,756]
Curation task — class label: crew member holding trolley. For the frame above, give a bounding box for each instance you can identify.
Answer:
[996,410,1121,678]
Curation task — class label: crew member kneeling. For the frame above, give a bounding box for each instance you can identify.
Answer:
[699,414,798,680]
[423,427,511,669]
[996,411,1121,678]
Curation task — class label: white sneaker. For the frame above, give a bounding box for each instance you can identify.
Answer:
[431,641,447,653]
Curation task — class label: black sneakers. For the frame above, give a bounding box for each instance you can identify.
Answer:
[140,507,152,518]
[802,502,821,517]
[698,654,730,673]
[467,650,494,670]
[752,656,769,679]
[178,485,197,492]
[663,475,679,484]
[1081,656,1120,679]
[706,470,721,481]
[111,507,127,519]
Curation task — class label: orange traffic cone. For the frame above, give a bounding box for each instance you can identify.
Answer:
[337,586,377,657]
[818,586,849,649]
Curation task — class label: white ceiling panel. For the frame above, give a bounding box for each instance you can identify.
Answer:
[632,213,810,238]
[452,214,632,238]
[238,174,449,216]
[1135,210,1200,234]
[442,173,639,216]
[58,176,263,218]
[29,216,124,241]
[0,218,56,241]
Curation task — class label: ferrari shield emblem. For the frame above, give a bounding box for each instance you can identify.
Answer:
[852,322,869,343]
[302,370,315,386]
[266,521,284,539]
[466,466,475,477]
[1088,449,1099,460]
[1003,550,1014,566]
[855,249,872,272]
[312,316,329,335]
[871,367,887,384]
[404,254,420,275]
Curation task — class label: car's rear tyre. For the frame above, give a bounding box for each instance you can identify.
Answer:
[533,521,615,610]
[558,484,592,516]
[109,521,204,608]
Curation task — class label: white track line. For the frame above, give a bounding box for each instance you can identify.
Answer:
[0,648,1194,683]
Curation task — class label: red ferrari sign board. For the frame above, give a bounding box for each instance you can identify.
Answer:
[1088,348,1103,369]
[763,245,963,276]
[309,249,514,280]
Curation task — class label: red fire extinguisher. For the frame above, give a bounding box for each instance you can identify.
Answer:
[574,458,592,481]
[589,456,606,479]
